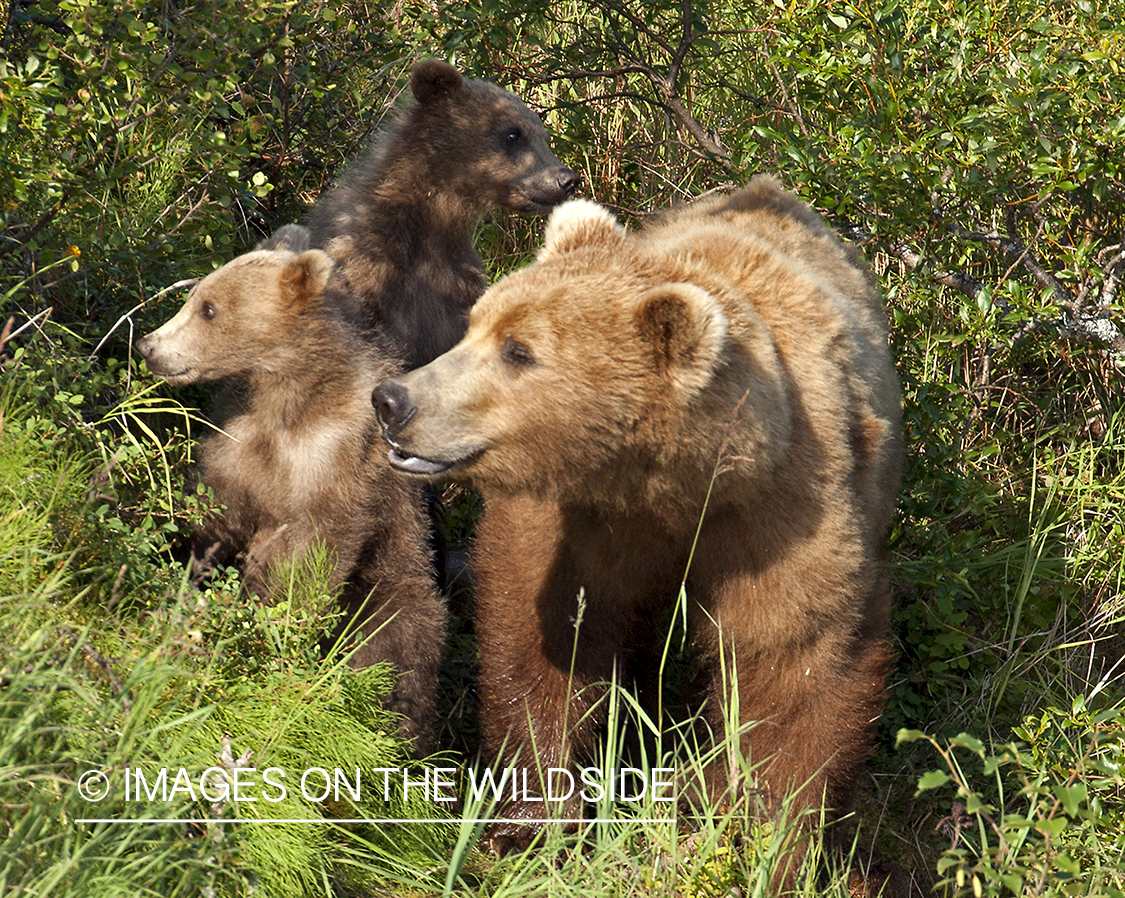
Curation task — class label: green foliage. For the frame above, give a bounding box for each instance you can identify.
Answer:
[754,1,1124,346]
[3,0,1125,893]
[0,622,237,897]
[1,0,413,340]
[0,344,449,897]
[899,697,1125,896]
[4,329,202,602]
[411,0,1123,348]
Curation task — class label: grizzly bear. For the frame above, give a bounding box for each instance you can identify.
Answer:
[306,57,579,370]
[371,176,902,857]
[136,240,446,751]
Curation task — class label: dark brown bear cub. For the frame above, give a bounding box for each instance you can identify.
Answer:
[373,177,903,869]
[307,58,579,370]
[137,240,445,752]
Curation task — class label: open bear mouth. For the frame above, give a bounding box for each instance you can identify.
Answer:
[386,447,456,477]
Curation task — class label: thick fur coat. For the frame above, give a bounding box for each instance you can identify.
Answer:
[137,242,446,750]
[372,176,902,846]
[308,58,578,369]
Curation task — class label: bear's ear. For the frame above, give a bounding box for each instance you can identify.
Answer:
[279,250,332,311]
[538,198,625,260]
[255,223,310,253]
[634,283,728,396]
[410,58,464,105]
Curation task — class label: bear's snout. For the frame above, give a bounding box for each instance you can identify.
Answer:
[136,334,155,360]
[372,381,417,437]
[556,167,580,198]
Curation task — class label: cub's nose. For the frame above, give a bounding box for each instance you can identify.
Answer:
[557,167,580,197]
[372,381,417,437]
[136,334,155,360]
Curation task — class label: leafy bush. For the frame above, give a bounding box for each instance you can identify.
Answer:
[900,697,1125,896]
[1,0,414,337]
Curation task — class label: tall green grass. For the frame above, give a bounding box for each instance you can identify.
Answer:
[0,350,452,897]
[6,321,1125,896]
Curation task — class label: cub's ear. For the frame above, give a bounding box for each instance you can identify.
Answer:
[410,58,464,105]
[255,223,310,253]
[634,283,728,396]
[538,198,625,260]
[279,250,332,311]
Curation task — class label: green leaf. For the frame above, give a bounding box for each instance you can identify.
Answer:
[1055,853,1080,875]
[917,769,951,792]
[1053,783,1087,817]
[1036,816,1069,838]
[951,733,986,754]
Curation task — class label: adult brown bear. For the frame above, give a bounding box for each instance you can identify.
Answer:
[372,177,902,862]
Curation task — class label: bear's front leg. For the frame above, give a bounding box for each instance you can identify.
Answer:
[342,480,447,756]
[473,495,636,852]
[685,533,892,891]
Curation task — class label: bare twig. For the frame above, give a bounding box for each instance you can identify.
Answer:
[841,220,1124,353]
[767,59,810,139]
[525,1,732,166]
[5,306,55,342]
[945,224,1125,351]
[716,388,755,476]
[659,88,731,163]
[88,279,197,360]
[883,240,985,299]
[0,316,13,363]
[1089,243,1124,309]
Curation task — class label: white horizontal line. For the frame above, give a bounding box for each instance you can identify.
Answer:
[77,817,677,825]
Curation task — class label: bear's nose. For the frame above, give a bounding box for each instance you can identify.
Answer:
[557,167,580,197]
[136,335,154,359]
[372,381,417,436]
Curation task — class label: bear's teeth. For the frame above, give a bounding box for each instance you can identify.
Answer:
[387,447,452,476]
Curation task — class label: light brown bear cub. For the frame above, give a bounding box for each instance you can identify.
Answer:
[307,58,579,370]
[137,239,445,751]
[373,176,902,849]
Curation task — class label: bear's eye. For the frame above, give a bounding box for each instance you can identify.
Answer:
[200,301,216,321]
[504,127,523,146]
[501,335,535,368]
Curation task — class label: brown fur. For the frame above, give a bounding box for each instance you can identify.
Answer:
[136,243,446,752]
[307,58,579,370]
[372,176,903,858]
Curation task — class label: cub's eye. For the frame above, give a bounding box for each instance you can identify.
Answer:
[200,301,216,320]
[501,334,535,368]
[504,127,523,146]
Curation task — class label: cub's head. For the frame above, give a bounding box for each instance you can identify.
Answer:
[136,247,331,385]
[371,199,731,501]
[408,57,580,213]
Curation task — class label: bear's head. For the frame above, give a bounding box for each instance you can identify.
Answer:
[407,57,580,213]
[372,199,762,505]
[136,248,332,386]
